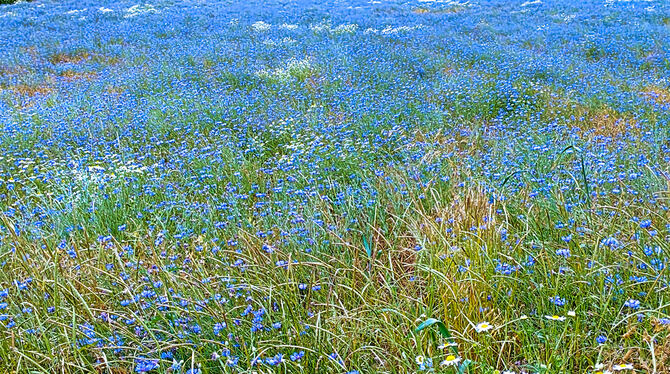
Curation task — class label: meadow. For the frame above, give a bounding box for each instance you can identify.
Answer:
[0,0,669,373]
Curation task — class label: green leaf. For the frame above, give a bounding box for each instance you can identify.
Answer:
[415,318,462,357]
[414,318,452,340]
[457,359,472,374]
[362,235,372,258]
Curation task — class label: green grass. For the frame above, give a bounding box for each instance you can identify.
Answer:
[1,145,668,372]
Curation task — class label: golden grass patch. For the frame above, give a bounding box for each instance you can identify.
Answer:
[0,65,29,77]
[642,85,670,105]
[104,85,128,97]
[48,51,92,64]
[60,70,98,82]
[547,96,639,140]
[441,65,456,75]
[413,6,467,15]
[91,54,123,66]
[580,107,637,139]
[3,83,53,97]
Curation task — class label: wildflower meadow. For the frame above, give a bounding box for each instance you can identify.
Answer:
[0,0,669,373]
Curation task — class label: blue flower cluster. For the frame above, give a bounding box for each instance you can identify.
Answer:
[0,0,668,372]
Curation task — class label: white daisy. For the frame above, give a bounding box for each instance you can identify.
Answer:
[440,354,461,367]
[474,321,494,333]
[545,315,566,321]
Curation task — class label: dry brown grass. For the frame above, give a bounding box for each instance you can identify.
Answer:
[587,108,637,138]
[404,182,500,254]
[3,83,53,97]
[103,85,128,98]
[441,65,456,75]
[48,51,92,65]
[642,85,670,106]
[0,65,29,77]
[518,85,641,140]
[560,103,639,140]
[458,186,494,223]
[92,53,123,66]
[60,70,98,82]
[413,6,467,14]
[20,46,40,61]
[413,7,431,14]
[600,334,670,374]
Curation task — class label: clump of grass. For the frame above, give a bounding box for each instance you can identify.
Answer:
[413,6,468,15]
[642,85,670,106]
[2,82,52,96]
[48,51,92,65]
[59,70,98,82]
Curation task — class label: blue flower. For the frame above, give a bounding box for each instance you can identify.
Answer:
[290,350,305,361]
[601,237,620,249]
[549,296,566,306]
[134,358,159,373]
[555,248,571,258]
[624,299,641,309]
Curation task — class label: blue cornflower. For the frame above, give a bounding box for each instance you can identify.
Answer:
[213,322,226,336]
[549,296,566,306]
[601,237,620,249]
[135,358,159,373]
[328,352,343,364]
[624,299,640,309]
[555,248,570,258]
[266,353,283,366]
[160,351,173,360]
[290,350,305,361]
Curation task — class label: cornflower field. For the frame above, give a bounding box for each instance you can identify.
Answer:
[1,0,669,372]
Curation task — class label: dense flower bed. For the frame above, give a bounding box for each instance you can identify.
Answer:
[0,0,669,373]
